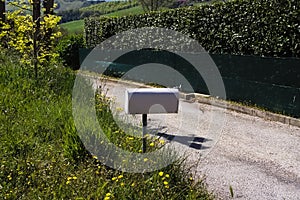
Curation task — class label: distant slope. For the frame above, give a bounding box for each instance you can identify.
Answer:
[60,20,84,34]
[60,5,144,34]
[80,1,138,14]
[58,1,139,23]
[55,0,85,12]
[104,5,144,17]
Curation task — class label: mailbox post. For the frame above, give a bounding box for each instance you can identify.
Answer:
[125,88,179,153]
[142,114,147,153]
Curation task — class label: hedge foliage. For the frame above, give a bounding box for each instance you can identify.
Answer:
[56,34,85,70]
[84,0,300,57]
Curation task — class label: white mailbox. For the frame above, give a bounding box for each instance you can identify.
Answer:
[125,88,179,114]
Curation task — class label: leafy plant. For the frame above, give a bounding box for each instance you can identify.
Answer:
[85,0,300,58]
[56,34,85,70]
[0,1,62,70]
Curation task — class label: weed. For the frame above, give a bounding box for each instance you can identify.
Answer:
[0,50,214,199]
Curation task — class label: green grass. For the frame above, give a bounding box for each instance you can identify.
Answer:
[60,20,84,34]
[80,1,138,13]
[104,5,144,17]
[60,6,144,34]
[0,49,214,199]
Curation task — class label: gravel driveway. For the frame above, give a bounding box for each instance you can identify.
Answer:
[97,79,300,200]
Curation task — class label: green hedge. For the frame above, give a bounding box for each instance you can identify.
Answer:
[84,0,300,57]
[56,34,85,70]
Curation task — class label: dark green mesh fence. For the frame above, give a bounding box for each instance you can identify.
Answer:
[80,49,300,118]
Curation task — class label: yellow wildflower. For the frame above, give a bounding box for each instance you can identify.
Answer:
[118,175,123,179]
[159,140,165,145]
[144,158,148,162]
[159,172,164,176]
[165,174,170,178]
[116,107,123,112]
[149,142,155,147]
[163,181,168,185]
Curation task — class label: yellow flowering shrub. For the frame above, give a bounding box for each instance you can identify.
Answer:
[0,1,61,67]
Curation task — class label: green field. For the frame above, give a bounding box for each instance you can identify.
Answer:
[105,5,144,17]
[60,20,84,34]
[60,6,144,34]
[80,1,138,13]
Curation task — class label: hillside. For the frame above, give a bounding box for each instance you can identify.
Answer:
[58,0,139,23]
[60,4,144,33]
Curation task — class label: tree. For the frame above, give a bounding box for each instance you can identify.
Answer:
[43,0,54,15]
[0,0,61,78]
[0,0,4,24]
[33,0,41,77]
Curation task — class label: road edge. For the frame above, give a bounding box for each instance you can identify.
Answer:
[87,74,300,128]
[181,93,300,128]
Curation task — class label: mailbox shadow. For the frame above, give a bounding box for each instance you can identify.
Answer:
[155,132,210,150]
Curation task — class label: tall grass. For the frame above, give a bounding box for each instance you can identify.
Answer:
[0,50,213,199]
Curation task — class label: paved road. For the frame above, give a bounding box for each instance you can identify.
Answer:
[97,79,300,200]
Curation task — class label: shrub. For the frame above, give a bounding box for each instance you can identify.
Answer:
[84,0,300,57]
[56,34,85,70]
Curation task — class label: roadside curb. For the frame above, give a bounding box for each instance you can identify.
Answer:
[86,74,300,128]
[181,93,300,128]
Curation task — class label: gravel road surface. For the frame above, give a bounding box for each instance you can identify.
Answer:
[96,79,300,200]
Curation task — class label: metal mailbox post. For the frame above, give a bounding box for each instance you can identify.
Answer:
[125,88,179,153]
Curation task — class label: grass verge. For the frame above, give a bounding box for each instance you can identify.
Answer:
[0,50,214,199]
